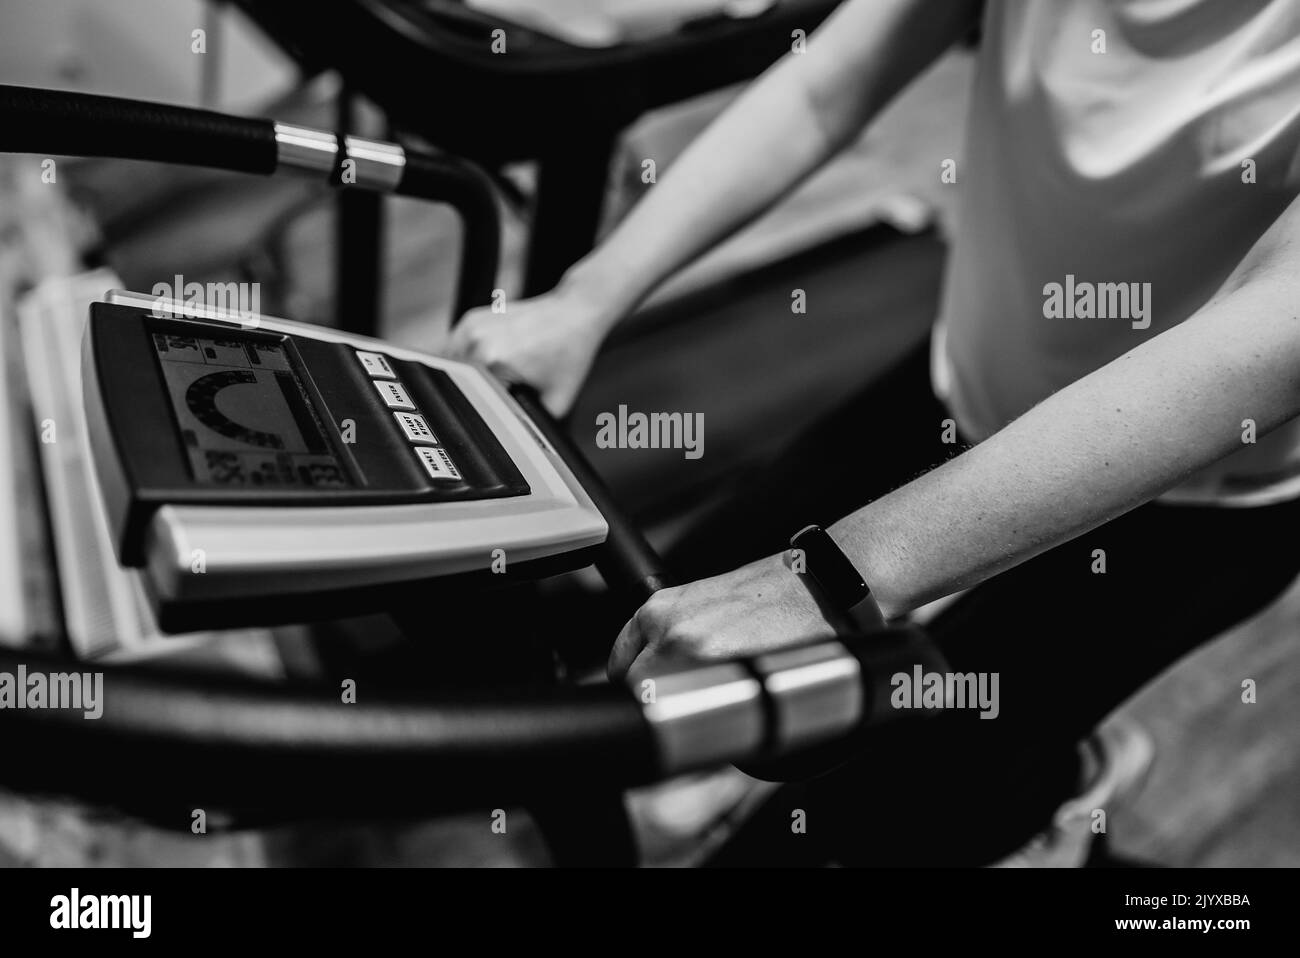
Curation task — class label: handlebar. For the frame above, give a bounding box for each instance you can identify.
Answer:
[0,83,499,318]
[509,384,675,605]
[0,626,947,823]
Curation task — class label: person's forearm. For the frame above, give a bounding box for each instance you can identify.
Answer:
[831,267,1300,620]
[564,0,982,323]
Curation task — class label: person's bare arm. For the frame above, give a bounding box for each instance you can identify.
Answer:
[447,0,982,412]
[609,192,1300,677]
[570,0,984,321]
[836,195,1300,618]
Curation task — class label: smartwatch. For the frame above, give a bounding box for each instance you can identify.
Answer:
[789,524,887,630]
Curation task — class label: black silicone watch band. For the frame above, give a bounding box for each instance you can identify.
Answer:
[790,524,886,628]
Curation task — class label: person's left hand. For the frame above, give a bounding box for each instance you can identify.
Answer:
[607,552,840,681]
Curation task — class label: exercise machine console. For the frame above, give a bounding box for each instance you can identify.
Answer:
[85,291,605,629]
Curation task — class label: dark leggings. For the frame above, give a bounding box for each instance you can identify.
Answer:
[673,339,1300,866]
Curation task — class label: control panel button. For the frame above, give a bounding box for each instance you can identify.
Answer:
[373,380,415,410]
[394,411,437,444]
[415,446,463,482]
[355,350,396,378]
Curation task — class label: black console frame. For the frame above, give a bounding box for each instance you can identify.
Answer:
[86,301,528,564]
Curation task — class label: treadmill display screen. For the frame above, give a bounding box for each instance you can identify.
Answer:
[152,331,352,489]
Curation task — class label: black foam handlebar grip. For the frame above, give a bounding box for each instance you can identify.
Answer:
[0,647,660,823]
[0,83,278,174]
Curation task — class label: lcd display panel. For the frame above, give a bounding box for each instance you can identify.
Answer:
[151,331,352,489]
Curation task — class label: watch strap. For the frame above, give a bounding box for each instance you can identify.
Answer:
[790,524,886,629]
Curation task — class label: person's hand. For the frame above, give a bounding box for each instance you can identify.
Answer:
[608,553,840,681]
[444,282,615,416]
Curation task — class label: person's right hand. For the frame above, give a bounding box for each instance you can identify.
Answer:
[444,284,616,417]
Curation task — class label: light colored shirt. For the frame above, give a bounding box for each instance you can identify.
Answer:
[933,0,1300,505]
